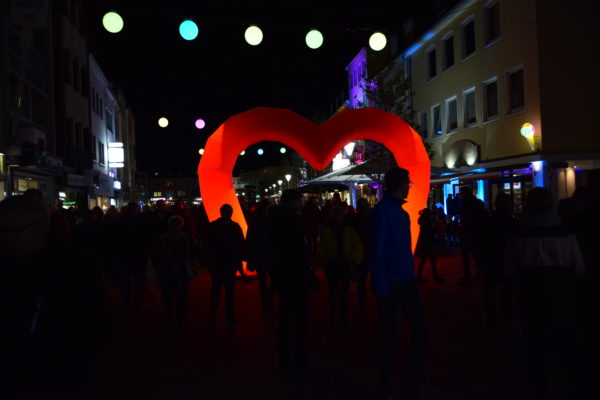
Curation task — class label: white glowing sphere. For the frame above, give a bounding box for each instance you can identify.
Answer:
[369,32,387,51]
[305,29,323,49]
[257,148,264,155]
[158,117,169,128]
[240,150,246,156]
[198,148,204,155]
[102,12,124,34]
[245,25,263,46]
[280,147,286,154]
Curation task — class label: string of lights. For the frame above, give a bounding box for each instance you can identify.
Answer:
[101,11,390,50]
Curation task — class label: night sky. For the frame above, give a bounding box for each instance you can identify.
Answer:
[83,1,444,176]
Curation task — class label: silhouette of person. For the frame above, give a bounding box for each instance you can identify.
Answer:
[318,205,363,325]
[301,195,323,259]
[268,189,314,375]
[118,202,148,311]
[415,208,444,282]
[156,215,195,327]
[369,167,428,399]
[246,197,275,313]
[331,191,342,206]
[205,204,245,326]
[505,187,586,400]
[458,186,488,282]
[0,195,114,397]
[346,197,371,315]
[571,169,600,398]
[483,193,516,333]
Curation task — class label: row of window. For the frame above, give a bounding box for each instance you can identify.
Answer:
[63,50,89,98]
[91,87,103,119]
[418,65,524,138]
[90,87,114,132]
[426,1,501,81]
[152,191,187,197]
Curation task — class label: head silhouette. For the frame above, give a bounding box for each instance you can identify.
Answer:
[524,187,554,214]
[220,203,234,219]
[281,189,305,212]
[384,167,411,199]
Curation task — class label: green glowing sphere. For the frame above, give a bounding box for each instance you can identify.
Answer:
[369,32,387,51]
[245,25,263,46]
[305,29,323,49]
[102,12,124,34]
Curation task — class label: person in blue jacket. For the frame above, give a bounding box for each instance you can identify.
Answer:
[369,167,428,400]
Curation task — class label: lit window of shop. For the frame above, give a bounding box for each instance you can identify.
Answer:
[17,179,39,192]
[153,191,162,197]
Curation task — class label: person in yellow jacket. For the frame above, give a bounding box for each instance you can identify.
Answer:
[318,205,363,325]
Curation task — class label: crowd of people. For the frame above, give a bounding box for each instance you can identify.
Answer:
[1,166,598,399]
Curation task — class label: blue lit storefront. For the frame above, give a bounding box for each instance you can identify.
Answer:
[429,155,597,217]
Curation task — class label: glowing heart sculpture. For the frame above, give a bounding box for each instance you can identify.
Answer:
[198,107,430,251]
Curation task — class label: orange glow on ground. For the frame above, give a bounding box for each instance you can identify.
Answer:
[198,107,430,262]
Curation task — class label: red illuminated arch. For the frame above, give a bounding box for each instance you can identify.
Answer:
[198,107,430,251]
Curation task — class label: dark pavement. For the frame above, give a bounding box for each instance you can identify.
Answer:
[87,248,573,399]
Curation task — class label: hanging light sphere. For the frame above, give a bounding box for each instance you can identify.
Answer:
[195,118,205,129]
[305,29,324,49]
[369,31,387,51]
[257,148,264,155]
[198,148,204,155]
[102,12,124,33]
[280,147,287,154]
[244,25,263,46]
[240,150,246,156]
[158,117,169,128]
[179,20,199,40]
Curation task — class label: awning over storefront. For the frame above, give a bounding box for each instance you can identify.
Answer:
[302,161,377,186]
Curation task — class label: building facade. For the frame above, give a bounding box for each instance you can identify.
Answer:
[148,173,200,205]
[113,85,138,205]
[401,0,599,213]
[52,0,94,210]
[88,54,118,210]
[1,0,59,203]
[1,0,136,211]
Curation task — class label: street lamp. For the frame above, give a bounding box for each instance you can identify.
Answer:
[285,174,292,188]
[277,179,283,186]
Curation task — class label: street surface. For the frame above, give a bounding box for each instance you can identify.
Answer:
[88,250,571,399]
